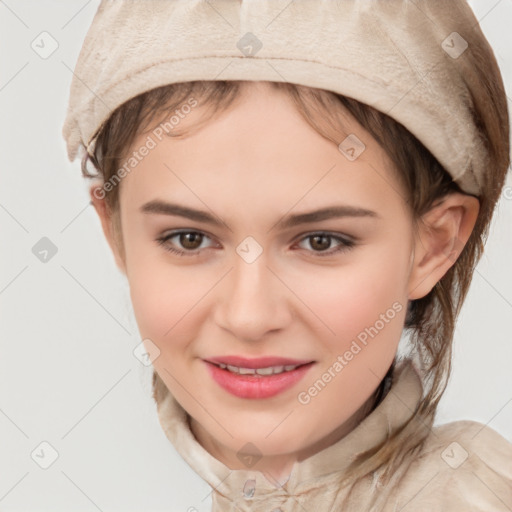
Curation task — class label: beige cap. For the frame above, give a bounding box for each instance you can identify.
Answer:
[62,0,503,196]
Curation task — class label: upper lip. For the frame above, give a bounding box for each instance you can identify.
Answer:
[205,356,315,369]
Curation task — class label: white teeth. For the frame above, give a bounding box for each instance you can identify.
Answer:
[255,367,274,375]
[238,367,256,375]
[218,363,301,375]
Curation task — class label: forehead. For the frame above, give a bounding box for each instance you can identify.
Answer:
[118,82,406,216]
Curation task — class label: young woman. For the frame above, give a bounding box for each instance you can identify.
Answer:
[62,1,512,510]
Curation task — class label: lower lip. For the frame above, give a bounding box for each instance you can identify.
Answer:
[204,361,315,399]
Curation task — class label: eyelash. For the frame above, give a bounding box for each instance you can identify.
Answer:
[155,230,356,258]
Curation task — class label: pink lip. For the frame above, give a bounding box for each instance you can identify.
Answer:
[203,357,315,399]
[205,355,314,369]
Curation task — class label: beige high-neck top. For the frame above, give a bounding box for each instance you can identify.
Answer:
[156,358,512,511]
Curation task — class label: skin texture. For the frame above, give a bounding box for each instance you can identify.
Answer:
[90,81,479,485]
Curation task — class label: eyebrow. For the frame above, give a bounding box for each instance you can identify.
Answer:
[140,200,379,230]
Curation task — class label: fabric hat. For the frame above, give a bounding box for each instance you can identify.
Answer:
[62,0,503,196]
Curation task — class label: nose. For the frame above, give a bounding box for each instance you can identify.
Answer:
[213,250,293,342]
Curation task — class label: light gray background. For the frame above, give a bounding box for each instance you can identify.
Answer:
[0,1,511,510]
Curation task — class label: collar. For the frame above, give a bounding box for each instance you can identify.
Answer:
[156,357,423,503]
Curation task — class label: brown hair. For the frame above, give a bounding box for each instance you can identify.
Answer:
[82,63,509,504]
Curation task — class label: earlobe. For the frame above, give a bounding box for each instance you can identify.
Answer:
[89,183,127,276]
[407,192,480,300]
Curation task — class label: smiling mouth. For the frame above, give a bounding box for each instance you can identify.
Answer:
[211,362,311,376]
[204,359,315,399]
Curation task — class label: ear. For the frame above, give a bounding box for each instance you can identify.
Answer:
[89,183,127,276]
[407,192,480,300]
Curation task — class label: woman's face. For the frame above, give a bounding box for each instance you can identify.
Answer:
[102,81,420,478]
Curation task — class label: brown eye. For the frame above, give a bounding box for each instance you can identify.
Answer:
[179,232,203,250]
[297,232,355,256]
[156,230,213,256]
[309,234,331,251]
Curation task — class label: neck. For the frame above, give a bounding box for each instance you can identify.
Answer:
[188,385,381,487]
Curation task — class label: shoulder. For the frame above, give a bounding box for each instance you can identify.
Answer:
[390,420,512,511]
[423,419,512,475]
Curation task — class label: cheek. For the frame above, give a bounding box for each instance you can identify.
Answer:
[131,269,210,391]
[127,256,209,354]
[297,244,410,356]
[292,250,409,423]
